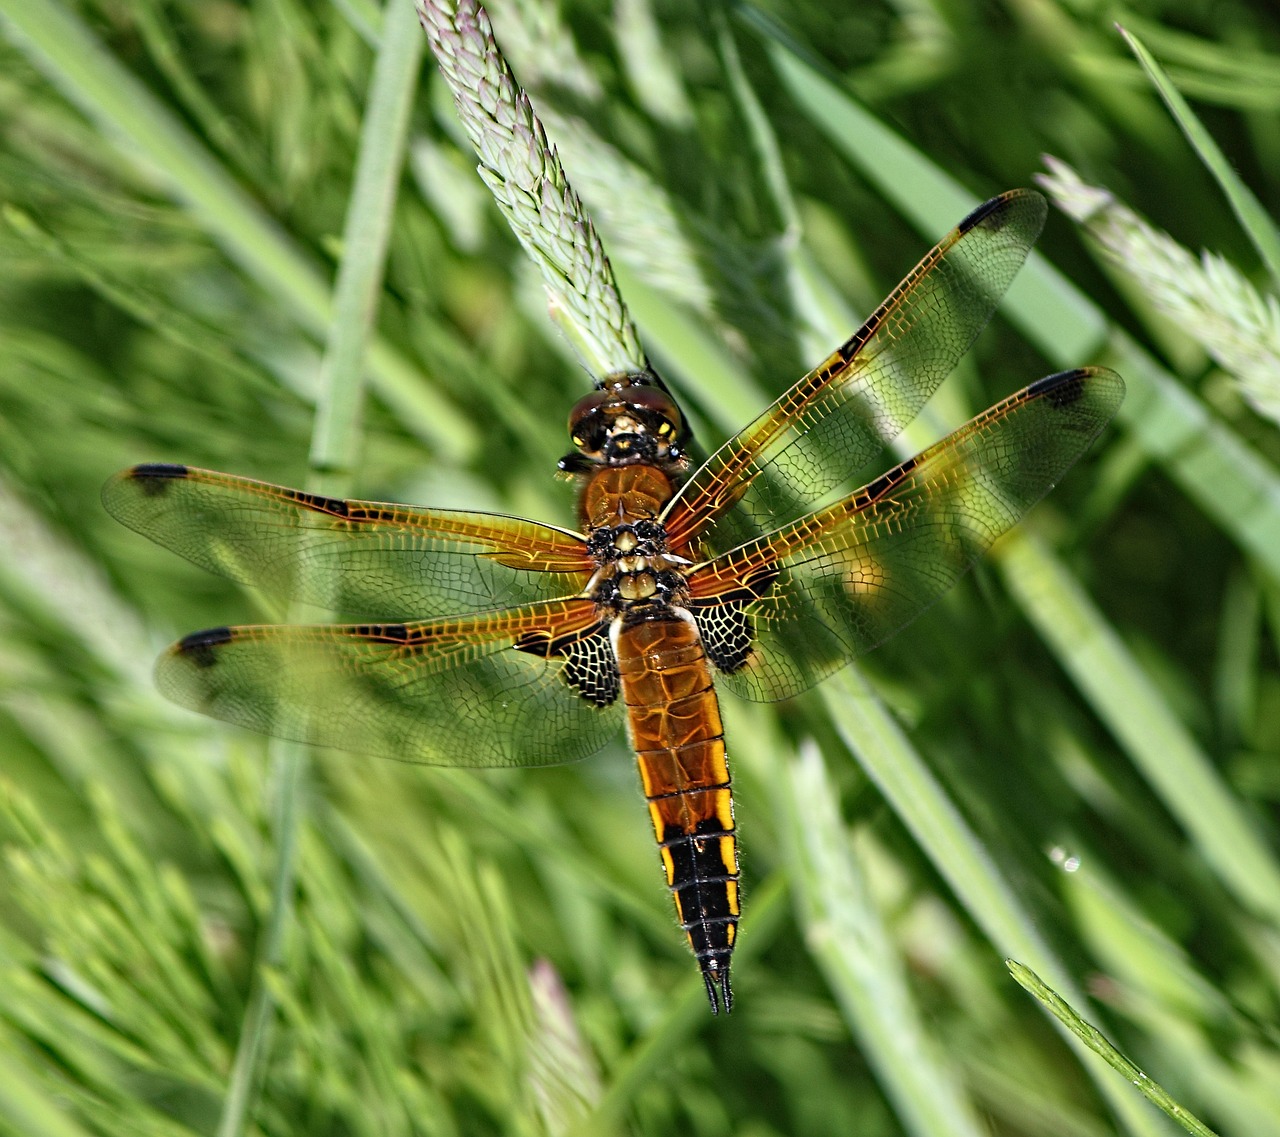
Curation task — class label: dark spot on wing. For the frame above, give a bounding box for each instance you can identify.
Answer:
[865,455,917,501]
[1031,368,1089,409]
[130,463,189,495]
[346,506,398,523]
[176,626,234,667]
[348,623,409,641]
[958,194,1007,234]
[514,622,618,707]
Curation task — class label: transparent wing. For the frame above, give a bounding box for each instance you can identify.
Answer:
[157,599,622,767]
[685,368,1125,701]
[103,464,591,619]
[662,190,1048,553]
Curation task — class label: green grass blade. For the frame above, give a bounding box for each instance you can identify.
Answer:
[0,1049,98,1137]
[776,738,988,1137]
[1008,962,1220,1137]
[214,746,300,1137]
[999,532,1280,924]
[310,0,425,478]
[1118,25,1280,290]
[0,0,474,459]
[1103,333,1280,576]
[214,4,424,1133]
[821,672,1174,1137]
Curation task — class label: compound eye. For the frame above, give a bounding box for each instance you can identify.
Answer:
[572,420,606,454]
[623,387,683,442]
[568,391,611,452]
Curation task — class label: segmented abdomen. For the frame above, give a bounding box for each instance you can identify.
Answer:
[613,611,739,1013]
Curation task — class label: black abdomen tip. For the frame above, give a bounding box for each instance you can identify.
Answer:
[701,957,734,1015]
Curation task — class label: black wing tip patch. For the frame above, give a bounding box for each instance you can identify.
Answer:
[958,195,1007,233]
[1028,366,1126,412]
[118,463,190,498]
[956,188,1047,240]
[1030,368,1088,407]
[175,626,235,667]
[130,462,190,478]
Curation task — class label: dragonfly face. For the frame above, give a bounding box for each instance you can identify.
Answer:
[563,377,689,469]
[103,190,1124,1015]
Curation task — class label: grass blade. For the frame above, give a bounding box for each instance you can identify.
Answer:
[215,4,424,1133]
[999,532,1280,924]
[777,739,988,1137]
[821,672,1173,1137]
[0,0,473,458]
[1008,962,1220,1137]
[311,0,425,478]
[1118,25,1280,290]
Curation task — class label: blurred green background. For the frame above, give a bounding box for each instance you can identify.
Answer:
[1,0,1278,1134]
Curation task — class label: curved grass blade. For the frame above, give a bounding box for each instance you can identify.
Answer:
[1009,961,1220,1137]
[1118,25,1280,290]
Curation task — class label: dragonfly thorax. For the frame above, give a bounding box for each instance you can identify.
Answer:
[586,519,690,611]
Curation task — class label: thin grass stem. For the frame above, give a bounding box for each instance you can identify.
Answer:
[1119,25,1280,291]
[1009,962,1220,1137]
[822,671,1171,1137]
[0,0,473,458]
[215,3,424,1133]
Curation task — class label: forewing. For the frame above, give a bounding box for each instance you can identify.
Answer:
[157,599,622,767]
[662,191,1048,552]
[686,368,1125,701]
[103,464,591,619]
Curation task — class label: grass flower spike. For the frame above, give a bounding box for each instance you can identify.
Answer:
[417,0,646,379]
[1040,156,1280,425]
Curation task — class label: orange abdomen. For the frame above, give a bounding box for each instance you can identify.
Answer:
[614,612,739,1012]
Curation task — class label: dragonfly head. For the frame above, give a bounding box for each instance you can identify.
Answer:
[564,376,687,468]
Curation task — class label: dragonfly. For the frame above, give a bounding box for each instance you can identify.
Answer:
[104,190,1123,1014]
